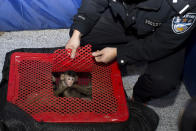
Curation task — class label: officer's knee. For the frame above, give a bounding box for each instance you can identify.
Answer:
[133,74,181,102]
[149,75,180,98]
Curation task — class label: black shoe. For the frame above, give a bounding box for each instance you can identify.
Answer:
[127,100,159,131]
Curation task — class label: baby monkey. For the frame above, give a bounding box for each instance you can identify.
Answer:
[53,71,92,99]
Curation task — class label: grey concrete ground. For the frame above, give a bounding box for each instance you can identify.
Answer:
[0,29,191,131]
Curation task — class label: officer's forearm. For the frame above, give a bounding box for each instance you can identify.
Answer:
[71,0,109,35]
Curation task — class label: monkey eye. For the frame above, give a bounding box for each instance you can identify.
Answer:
[67,77,74,81]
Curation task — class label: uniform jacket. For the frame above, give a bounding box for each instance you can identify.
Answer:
[71,0,196,65]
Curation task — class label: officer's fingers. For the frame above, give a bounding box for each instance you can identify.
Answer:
[92,50,103,57]
[65,44,73,50]
[71,48,77,59]
[95,56,103,63]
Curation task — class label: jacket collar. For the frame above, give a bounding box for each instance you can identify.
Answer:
[136,0,164,11]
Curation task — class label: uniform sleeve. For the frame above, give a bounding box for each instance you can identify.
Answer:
[117,11,196,66]
[71,0,109,36]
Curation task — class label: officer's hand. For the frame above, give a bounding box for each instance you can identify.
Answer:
[65,30,82,58]
[66,37,80,58]
[92,47,117,64]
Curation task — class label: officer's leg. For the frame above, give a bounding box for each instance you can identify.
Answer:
[71,9,128,51]
[132,48,186,103]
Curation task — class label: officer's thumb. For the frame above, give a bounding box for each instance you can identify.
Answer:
[95,56,103,63]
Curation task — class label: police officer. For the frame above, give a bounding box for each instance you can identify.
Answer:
[66,0,196,103]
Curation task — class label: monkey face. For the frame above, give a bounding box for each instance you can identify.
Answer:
[64,74,75,87]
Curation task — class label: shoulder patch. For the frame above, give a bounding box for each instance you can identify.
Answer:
[172,13,196,34]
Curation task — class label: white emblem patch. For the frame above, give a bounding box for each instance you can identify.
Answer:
[172,13,196,34]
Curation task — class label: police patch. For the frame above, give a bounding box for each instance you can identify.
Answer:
[172,13,196,34]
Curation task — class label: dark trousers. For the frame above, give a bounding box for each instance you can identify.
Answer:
[77,9,185,103]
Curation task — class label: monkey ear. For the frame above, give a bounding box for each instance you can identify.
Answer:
[75,76,79,83]
[52,75,56,82]
[60,74,65,80]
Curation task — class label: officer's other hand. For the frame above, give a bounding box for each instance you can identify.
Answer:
[65,30,82,59]
[92,47,117,64]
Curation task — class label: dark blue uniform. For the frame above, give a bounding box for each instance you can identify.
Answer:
[70,0,196,102]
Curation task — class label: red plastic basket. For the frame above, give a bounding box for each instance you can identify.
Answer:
[7,45,129,123]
